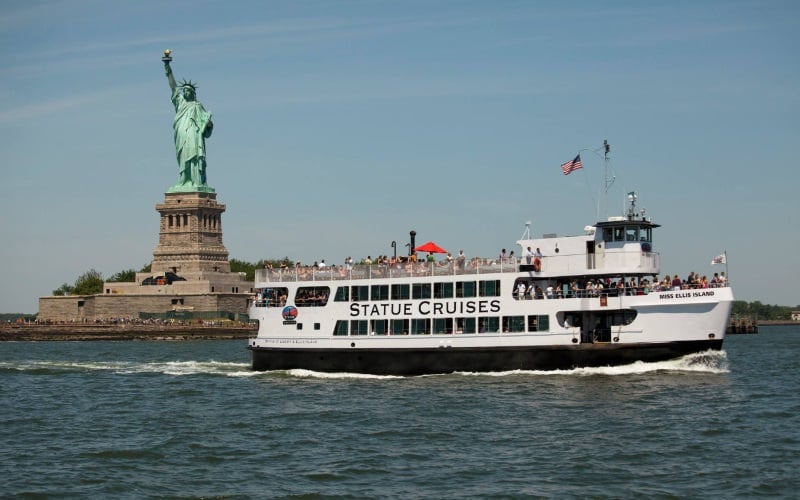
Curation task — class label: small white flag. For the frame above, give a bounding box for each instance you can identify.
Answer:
[711,253,726,265]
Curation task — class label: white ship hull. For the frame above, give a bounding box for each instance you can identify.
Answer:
[248,271,732,375]
[249,194,733,375]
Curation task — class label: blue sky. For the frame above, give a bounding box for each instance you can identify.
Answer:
[1,0,798,313]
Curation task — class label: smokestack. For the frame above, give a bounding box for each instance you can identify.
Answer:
[409,230,416,256]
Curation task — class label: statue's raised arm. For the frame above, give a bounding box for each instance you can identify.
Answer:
[161,50,214,193]
[163,49,177,93]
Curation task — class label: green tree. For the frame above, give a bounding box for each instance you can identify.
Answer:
[73,269,104,296]
[230,258,294,280]
[107,269,137,283]
[52,283,74,296]
[230,258,257,281]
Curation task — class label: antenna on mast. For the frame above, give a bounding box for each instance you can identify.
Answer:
[521,221,531,240]
[603,139,615,220]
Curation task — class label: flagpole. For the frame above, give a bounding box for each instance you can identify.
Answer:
[604,140,609,221]
[725,250,729,284]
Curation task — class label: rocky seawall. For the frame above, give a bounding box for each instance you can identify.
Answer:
[0,323,256,341]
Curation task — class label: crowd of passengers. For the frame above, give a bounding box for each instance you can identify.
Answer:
[263,250,523,279]
[259,288,288,307]
[516,271,728,300]
[255,270,728,306]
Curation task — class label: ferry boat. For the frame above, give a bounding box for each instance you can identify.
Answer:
[248,192,733,375]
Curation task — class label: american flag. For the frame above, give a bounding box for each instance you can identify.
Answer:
[561,154,583,175]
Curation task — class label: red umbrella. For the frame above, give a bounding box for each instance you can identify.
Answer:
[415,241,448,254]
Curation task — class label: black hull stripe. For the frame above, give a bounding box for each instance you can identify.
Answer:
[250,340,723,375]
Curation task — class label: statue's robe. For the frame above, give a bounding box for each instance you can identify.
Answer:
[171,89,212,186]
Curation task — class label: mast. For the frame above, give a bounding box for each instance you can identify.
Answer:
[603,139,611,220]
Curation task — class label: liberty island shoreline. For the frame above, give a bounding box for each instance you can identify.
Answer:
[0,322,255,341]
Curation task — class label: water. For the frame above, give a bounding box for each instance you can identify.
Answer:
[1,326,798,499]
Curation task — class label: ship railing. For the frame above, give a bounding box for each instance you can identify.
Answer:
[255,250,663,284]
[255,259,522,283]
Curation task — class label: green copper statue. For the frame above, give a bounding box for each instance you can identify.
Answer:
[163,49,214,193]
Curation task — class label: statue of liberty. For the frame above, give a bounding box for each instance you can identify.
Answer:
[162,50,214,193]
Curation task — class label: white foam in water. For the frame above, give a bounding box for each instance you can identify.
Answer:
[283,369,402,380]
[2,360,253,377]
[3,350,728,379]
[457,349,729,377]
[259,350,729,379]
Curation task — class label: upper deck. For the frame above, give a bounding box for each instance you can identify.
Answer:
[254,247,661,285]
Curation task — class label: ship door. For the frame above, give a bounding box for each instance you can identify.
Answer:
[586,241,596,269]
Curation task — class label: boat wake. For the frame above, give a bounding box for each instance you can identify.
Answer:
[457,349,730,377]
[281,369,404,380]
[260,350,730,379]
[0,360,254,377]
[2,350,727,379]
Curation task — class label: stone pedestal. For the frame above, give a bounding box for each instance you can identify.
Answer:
[151,191,231,274]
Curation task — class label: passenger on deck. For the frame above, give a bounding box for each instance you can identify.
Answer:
[456,249,466,269]
[525,246,534,264]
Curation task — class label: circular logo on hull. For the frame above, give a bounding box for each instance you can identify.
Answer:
[282,305,298,321]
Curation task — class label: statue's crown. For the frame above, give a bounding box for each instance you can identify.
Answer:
[179,79,198,90]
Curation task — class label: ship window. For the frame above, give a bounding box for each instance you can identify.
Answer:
[479,280,500,297]
[433,318,453,334]
[390,319,409,335]
[456,281,477,298]
[613,227,624,241]
[434,282,453,299]
[371,319,388,335]
[479,317,500,333]
[334,320,348,336]
[412,283,431,299]
[371,284,389,301]
[314,323,320,330]
[296,323,303,330]
[626,227,639,241]
[503,316,525,333]
[527,315,550,332]
[611,310,638,325]
[350,320,369,336]
[641,227,652,242]
[334,287,349,302]
[351,285,369,302]
[392,284,410,300]
[456,317,476,334]
[261,287,288,307]
[411,318,430,335]
[296,286,330,307]
[602,228,613,242]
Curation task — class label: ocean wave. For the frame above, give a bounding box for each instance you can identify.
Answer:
[0,360,253,377]
[456,349,729,377]
[253,350,729,379]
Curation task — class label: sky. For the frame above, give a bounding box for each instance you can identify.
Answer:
[1,0,798,313]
